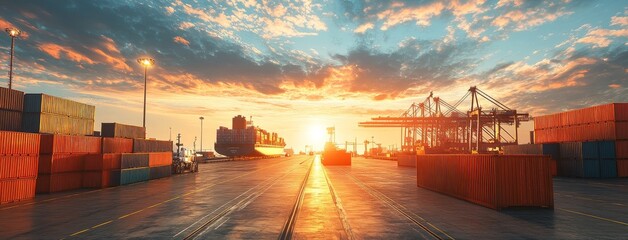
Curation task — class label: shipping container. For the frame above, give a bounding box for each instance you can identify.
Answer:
[321,150,351,165]
[558,141,618,178]
[534,103,628,130]
[149,165,172,180]
[397,154,416,167]
[0,109,22,131]
[0,131,40,155]
[102,137,133,153]
[36,172,83,193]
[502,143,559,176]
[101,123,145,139]
[617,160,628,177]
[133,139,172,153]
[535,121,628,143]
[0,155,38,180]
[120,167,150,185]
[121,153,149,169]
[39,134,101,154]
[0,86,24,112]
[22,112,94,136]
[84,154,121,171]
[23,93,95,119]
[148,152,172,167]
[416,154,553,210]
[82,170,120,188]
[0,178,36,204]
[38,153,88,174]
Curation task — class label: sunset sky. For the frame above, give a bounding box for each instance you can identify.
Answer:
[0,0,626,153]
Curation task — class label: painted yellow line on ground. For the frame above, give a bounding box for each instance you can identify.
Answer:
[92,220,112,229]
[69,229,90,236]
[559,208,628,226]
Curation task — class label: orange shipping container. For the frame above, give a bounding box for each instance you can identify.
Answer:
[82,170,120,188]
[36,172,83,193]
[0,155,38,179]
[102,137,133,153]
[416,154,553,210]
[38,153,88,174]
[535,103,628,130]
[84,154,121,171]
[148,152,172,167]
[0,178,36,204]
[0,131,40,155]
[40,134,102,154]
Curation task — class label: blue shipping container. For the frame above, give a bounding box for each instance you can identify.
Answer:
[583,159,600,178]
[120,167,150,185]
[600,159,618,178]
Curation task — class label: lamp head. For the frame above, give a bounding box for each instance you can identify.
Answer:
[137,58,155,67]
[5,28,21,37]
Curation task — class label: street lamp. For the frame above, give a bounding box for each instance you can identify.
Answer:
[136,58,154,131]
[199,116,204,152]
[5,28,21,90]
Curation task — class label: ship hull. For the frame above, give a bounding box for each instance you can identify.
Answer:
[214,144,285,157]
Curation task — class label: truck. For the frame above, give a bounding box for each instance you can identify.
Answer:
[172,134,199,174]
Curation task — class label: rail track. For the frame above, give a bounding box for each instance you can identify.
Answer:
[179,158,313,240]
[277,158,314,240]
[345,172,455,240]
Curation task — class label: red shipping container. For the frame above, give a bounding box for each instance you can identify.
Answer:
[102,137,133,153]
[0,155,38,180]
[148,152,172,167]
[535,103,628,130]
[416,154,553,210]
[82,170,120,188]
[36,172,83,193]
[40,134,101,154]
[617,160,628,177]
[38,153,88,174]
[0,109,22,131]
[0,131,40,155]
[0,178,36,204]
[616,140,628,159]
[84,153,121,171]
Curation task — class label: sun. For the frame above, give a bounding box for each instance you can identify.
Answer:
[307,124,327,150]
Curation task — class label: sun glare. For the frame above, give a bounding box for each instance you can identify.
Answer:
[307,125,327,150]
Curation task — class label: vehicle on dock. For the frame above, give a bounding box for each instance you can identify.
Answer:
[173,134,199,174]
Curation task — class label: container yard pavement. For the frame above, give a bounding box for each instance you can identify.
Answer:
[0,156,627,239]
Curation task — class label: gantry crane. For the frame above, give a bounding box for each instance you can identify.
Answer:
[359,86,530,153]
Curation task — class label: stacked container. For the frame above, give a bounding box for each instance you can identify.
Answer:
[129,138,172,184]
[101,123,145,139]
[0,87,24,131]
[502,144,559,176]
[22,94,95,136]
[0,131,40,204]
[416,154,554,210]
[397,154,417,167]
[82,137,133,188]
[36,135,101,193]
[534,103,628,177]
[120,153,150,185]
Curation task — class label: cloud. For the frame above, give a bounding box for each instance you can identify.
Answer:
[354,22,374,33]
[38,43,95,64]
[577,29,628,48]
[611,16,628,26]
[173,36,190,46]
[377,1,445,30]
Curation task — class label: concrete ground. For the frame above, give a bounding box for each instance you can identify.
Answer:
[0,155,626,239]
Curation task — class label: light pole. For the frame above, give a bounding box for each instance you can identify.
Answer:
[5,28,21,90]
[199,116,204,152]
[136,58,154,130]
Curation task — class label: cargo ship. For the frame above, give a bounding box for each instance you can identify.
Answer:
[214,115,286,157]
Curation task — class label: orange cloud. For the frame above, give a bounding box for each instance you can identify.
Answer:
[174,36,190,46]
[38,43,95,64]
[354,22,374,33]
[609,84,621,89]
[377,1,445,30]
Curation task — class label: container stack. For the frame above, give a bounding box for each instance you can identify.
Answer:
[130,139,172,184]
[0,87,24,131]
[0,131,40,204]
[36,135,102,193]
[534,103,628,177]
[416,154,554,210]
[82,137,133,188]
[22,94,95,136]
[502,144,560,176]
